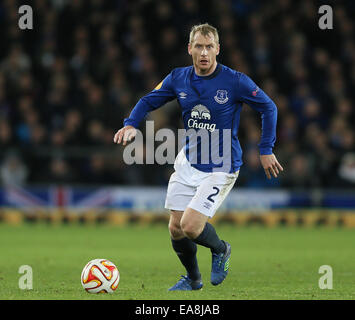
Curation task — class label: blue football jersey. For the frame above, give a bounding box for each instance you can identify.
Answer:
[124,63,277,173]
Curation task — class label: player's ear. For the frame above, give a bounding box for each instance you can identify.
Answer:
[216,43,220,56]
[188,43,192,55]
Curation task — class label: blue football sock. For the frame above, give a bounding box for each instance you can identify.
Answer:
[192,222,226,254]
[171,237,201,281]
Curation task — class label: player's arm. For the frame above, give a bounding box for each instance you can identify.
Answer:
[237,72,284,179]
[113,73,176,145]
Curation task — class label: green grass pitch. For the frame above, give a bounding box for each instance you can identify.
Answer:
[0,223,354,300]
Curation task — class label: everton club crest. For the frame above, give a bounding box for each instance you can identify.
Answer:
[214,90,229,104]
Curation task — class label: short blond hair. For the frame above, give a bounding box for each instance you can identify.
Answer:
[189,23,219,45]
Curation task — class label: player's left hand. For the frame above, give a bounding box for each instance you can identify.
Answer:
[260,153,284,179]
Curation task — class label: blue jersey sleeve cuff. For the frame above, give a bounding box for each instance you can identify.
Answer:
[123,118,140,128]
[259,147,273,155]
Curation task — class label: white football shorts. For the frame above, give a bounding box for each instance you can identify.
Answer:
[164,149,239,217]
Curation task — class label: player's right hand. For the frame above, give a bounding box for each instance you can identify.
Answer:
[113,125,137,146]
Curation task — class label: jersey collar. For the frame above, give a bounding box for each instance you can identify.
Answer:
[191,63,222,80]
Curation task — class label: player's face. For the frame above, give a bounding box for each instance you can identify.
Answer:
[188,32,220,76]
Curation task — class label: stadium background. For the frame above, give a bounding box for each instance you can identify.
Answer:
[0,0,355,302]
[0,0,354,226]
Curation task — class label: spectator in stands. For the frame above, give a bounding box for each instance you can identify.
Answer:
[0,152,28,187]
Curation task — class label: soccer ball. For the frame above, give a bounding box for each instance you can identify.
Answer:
[81,258,120,293]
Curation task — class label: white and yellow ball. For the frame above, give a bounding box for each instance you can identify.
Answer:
[81,259,120,293]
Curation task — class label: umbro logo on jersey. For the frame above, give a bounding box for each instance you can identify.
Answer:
[179,92,187,99]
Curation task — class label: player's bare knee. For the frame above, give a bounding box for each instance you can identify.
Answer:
[169,220,184,239]
[169,211,184,239]
[180,220,200,240]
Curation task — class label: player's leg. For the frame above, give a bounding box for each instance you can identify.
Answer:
[181,207,231,286]
[180,208,226,254]
[168,210,202,290]
[184,171,238,285]
[169,210,201,281]
[165,149,205,290]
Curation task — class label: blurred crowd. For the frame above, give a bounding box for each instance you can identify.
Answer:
[0,0,354,189]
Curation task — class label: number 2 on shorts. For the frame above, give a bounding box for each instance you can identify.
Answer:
[207,187,220,203]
